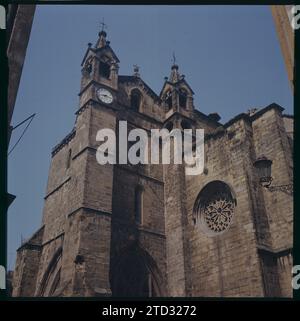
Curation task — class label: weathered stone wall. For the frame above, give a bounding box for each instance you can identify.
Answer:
[109,90,167,294]
[12,247,41,296]
[282,115,293,139]
[185,117,266,297]
[65,105,116,296]
[12,227,44,296]
[182,106,293,298]
[27,98,117,296]
[252,108,293,250]
[13,101,293,298]
[119,82,163,121]
[111,165,167,295]
[34,235,63,296]
[164,162,189,296]
[69,209,112,296]
[252,106,293,297]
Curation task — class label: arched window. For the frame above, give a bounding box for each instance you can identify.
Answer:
[99,61,111,79]
[193,181,236,236]
[179,89,187,108]
[66,149,72,169]
[165,91,172,110]
[131,89,142,111]
[84,57,93,75]
[134,185,143,224]
[111,244,164,297]
[86,63,92,75]
[49,268,61,296]
[38,247,63,296]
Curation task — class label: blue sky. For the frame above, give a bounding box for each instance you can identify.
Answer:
[7,5,293,269]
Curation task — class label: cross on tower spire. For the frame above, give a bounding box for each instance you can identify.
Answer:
[100,18,107,32]
[172,52,177,66]
[169,52,180,82]
[97,18,108,48]
[133,64,140,77]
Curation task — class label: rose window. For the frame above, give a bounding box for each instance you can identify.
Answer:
[194,181,236,236]
[202,198,234,233]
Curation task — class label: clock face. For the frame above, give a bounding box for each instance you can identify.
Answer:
[97,88,113,104]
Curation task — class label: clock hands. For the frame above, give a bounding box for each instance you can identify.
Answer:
[97,88,113,104]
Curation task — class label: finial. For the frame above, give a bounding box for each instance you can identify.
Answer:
[247,108,258,116]
[172,52,176,65]
[100,17,107,32]
[171,52,179,70]
[88,42,92,48]
[97,18,108,48]
[169,52,180,83]
[133,64,139,73]
[98,18,107,38]
[133,64,140,77]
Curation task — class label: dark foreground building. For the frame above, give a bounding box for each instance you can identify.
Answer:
[12,29,293,297]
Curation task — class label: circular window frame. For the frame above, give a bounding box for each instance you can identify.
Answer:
[193,181,236,236]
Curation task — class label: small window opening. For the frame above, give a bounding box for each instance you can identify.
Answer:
[99,61,111,79]
[66,149,72,169]
[166,91,172,110]
[86,63,92,74]
[179,89,187,108]
[131,89,142,111]
[135,186,143,224]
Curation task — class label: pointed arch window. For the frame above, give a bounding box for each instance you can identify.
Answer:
[49,268,61,296]
[38,247,63,297]
[85,56,93,75]
[99,61,111,79]
[165,91,172,110]
[131,89,142,111]
[86,63,92,75]
[111,245,164,297]
[179,89,188,108]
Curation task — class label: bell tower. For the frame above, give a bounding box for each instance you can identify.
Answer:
[160,58,194,117]
[79,27,120,109]
[25,27,121,297]
[160,59,196,296]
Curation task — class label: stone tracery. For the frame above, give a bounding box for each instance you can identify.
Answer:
[194,181,236,235]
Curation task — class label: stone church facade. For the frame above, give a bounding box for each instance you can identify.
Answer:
[12,29,293,297]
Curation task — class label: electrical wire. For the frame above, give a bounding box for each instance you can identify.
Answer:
[8,113,36,156]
